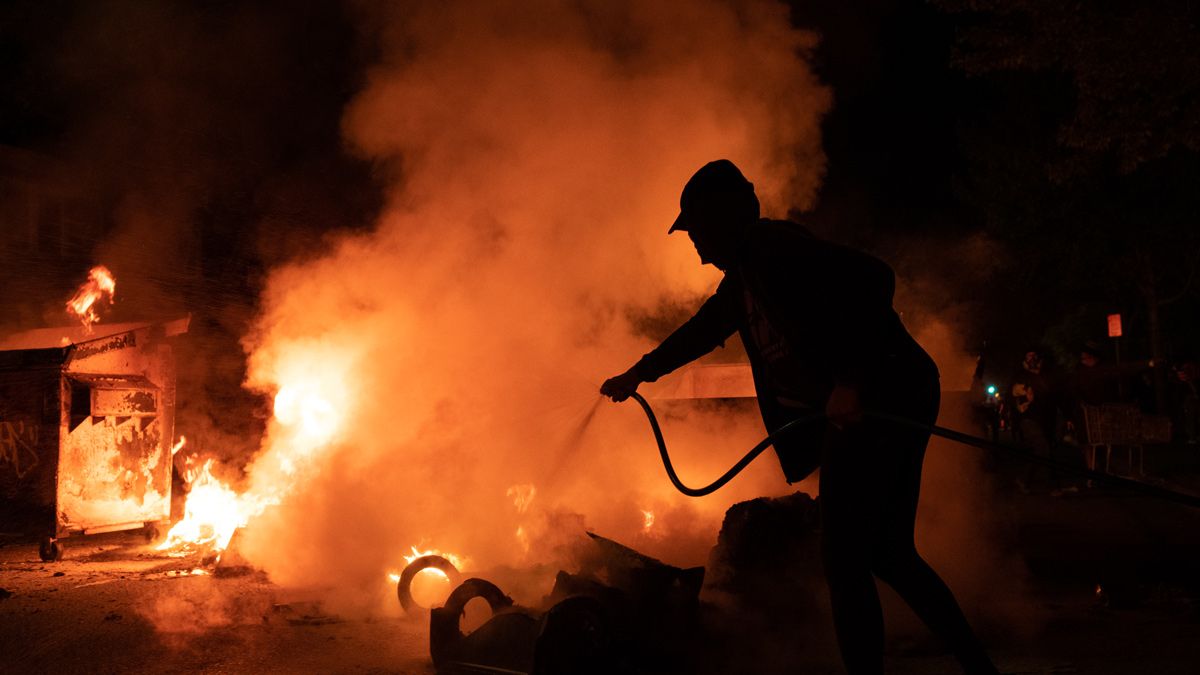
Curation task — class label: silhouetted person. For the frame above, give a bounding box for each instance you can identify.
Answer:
[601,160,997,675]
[1171,360,1200,445]
[1011,349,1066,492]
[1071,340,1122,407]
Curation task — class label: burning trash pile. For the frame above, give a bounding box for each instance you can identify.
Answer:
[405,531,704,675]
[386,492,824,675]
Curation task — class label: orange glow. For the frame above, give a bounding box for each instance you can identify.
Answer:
[66,265,116,331]
[409,568,452,607]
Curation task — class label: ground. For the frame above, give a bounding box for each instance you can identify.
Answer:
[0,535,432,674]
[3,488,1200,675]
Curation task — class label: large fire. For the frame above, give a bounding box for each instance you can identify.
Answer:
[158,373,348,556]
[157,458,263,553]
[66,265,116,332]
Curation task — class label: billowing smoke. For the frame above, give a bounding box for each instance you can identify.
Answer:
[234,0,830,611]
[890,232,1039,638]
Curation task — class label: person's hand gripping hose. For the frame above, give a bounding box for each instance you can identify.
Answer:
[601,367,643,402]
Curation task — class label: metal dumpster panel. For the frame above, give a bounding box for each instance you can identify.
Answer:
[0,367,63,538]
[57,375,170,534]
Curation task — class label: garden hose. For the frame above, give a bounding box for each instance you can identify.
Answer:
[628,392,1200,509]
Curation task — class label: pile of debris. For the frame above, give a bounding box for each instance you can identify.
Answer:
[400,532,702,675]
[409,491,826,675]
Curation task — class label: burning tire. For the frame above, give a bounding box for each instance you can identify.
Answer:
[39,537,63,562]
[397,554,462,615]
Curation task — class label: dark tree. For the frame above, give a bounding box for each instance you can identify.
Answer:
[936,0,1200,408]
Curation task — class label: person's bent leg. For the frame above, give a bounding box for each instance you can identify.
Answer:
[873,396,999,674]
[873,547,999,675]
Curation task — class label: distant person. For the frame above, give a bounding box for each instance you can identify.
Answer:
[1011,349,1066,491]
[1171,360,1199,445]
[1071,340,1121,407]
[600,160,998,675]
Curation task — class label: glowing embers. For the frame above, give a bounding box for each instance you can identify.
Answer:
[66,265,116,332]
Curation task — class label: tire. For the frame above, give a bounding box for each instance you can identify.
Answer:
[396,554,462,615]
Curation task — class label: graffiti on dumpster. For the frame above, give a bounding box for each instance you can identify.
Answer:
[0,419,40,479]
[71,332,136,361]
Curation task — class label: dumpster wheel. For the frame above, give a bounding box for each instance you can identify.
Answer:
[397,554,462,616]
[39,537,63,562]
[142,522,163,543]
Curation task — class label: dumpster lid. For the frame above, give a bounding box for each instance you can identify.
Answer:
[0,316,190,352]
[67,373,159,390]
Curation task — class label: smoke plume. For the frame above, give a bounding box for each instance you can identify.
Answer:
[235,0,830,611]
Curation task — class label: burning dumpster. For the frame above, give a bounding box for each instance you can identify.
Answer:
[0,317,189,560]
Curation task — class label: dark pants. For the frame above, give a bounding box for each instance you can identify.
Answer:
[818,368,997,675]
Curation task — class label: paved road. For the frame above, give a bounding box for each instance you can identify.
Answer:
[0,534,432,674]
[3,491,1200,675]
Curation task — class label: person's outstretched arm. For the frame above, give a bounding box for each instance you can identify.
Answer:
[602,278,740,401]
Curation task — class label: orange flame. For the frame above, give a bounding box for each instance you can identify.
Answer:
[66,265,116,332]
[402,545,465,570]
[156,458,273,554]
[641,509,655,533]
[159,370,348,558]
[386,545,466,584]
